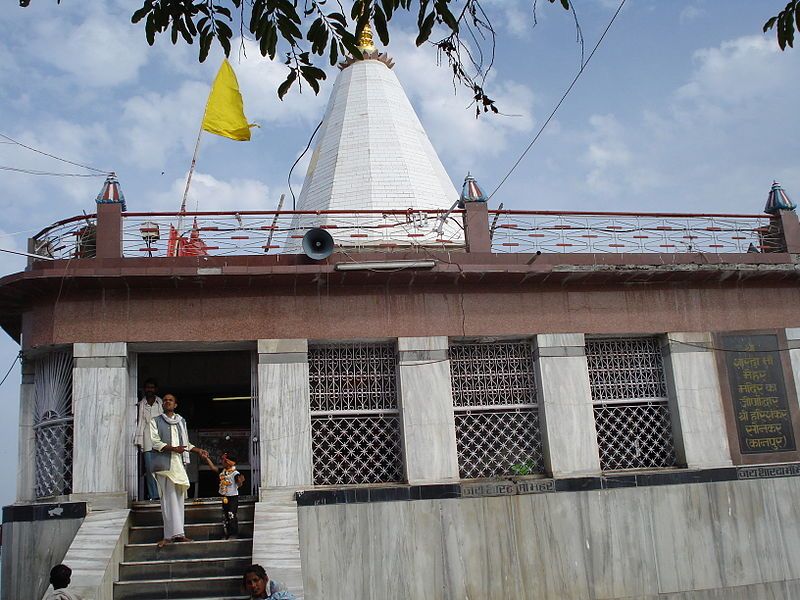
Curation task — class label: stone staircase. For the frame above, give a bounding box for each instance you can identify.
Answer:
[114,499,254,600]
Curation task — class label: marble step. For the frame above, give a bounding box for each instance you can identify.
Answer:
[128,520,254,544]
[119,556,252,582]
[114,575,243,600]
[131,501,255,526]
[124,538,253,562]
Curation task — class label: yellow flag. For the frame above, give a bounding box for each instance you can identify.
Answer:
[201,60,255,141]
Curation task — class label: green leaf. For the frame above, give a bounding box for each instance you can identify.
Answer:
[300,65,326,94]
[764,16,778,32]
[329,39,339,65]
[381,0,395,20]
[434,0,458,34]
[199,32,213,62]
[145,12,156,46]
[132,2,152,24]
[373,5,390,46]
[278,69,298,99]
[415,11,435,46]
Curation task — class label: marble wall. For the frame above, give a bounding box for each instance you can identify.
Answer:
[533,334,601,477]
[663,332,732,468]
[298,477,800,600]
[44,509,130,600]
[1,517,83,600]
[786,328,800,413]
[257,339,313,489]
[71,343,129,508]
[397,337,459,483]
[252,491,305,599]
[16,358,35,502]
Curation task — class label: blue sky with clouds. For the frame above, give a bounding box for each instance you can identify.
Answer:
[0,1,797,506]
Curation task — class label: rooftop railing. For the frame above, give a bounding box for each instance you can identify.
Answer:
[29,204,792,261]
[488,211,779,254]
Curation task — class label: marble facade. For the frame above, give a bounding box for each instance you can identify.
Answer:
[397,336,459,483]
[71,342,129,508]
[1,515,83,600]
[257,339,313,489]
[533,333,601,477]
[16,358,35,502]
[663,332,732,468]
[298,477,800,599]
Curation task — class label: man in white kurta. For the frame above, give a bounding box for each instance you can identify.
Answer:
[149,394,208,547]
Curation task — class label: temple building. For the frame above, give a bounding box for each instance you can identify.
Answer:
[3,25,800,600]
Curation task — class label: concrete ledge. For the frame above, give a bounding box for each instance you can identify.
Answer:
[295,463,800,506]
[44,509,130,600]
[3,501,86,523]
[69,492,128,511]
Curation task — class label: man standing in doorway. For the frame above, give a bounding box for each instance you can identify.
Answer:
[134,378,162,501]
[150,393,209,547]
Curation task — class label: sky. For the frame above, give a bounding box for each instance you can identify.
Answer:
[0,1,798,507]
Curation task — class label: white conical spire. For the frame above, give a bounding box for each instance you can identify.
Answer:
[292,35,463,249]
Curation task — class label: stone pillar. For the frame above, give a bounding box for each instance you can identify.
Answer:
[16,358,35,502]
[779,209,800,254]
[397,337,459,483]
[662,333,732,469]
[533,334,601,477]
[785,328,800,411]
[257,339,312,489]
[71,343,129,509]
[94,202,122,259]
[463,201,491,253]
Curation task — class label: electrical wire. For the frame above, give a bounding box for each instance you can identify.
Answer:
[488,0,628,200]
[0,132,109,174]
[0,352,21,389]
[287,119,323,210]
[0,165,108,178]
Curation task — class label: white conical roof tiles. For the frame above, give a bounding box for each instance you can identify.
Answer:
[291,58,463,249]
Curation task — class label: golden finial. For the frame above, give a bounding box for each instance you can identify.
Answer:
[357,20,376,53]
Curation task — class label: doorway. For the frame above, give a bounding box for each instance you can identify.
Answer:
[136,350,255,499]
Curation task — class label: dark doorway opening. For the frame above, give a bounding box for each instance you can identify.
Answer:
[137,350,253,499]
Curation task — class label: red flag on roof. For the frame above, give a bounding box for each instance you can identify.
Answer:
[166,221,209,257]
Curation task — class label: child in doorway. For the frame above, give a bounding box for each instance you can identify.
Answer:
[203,452,245,539]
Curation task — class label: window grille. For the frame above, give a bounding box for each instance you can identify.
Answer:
[33,351,74,497]
[309,343,403,485]
[450,341,544,479]
[586,337,677,471]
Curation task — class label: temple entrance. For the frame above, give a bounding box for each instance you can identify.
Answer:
[136,350,256,499]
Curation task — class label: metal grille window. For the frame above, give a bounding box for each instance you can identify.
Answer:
[33,351,74,498]
[586,337,677,471]
[450,341,544,479]
[309,343,403,485]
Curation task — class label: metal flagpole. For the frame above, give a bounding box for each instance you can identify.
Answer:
[174,126,204,255]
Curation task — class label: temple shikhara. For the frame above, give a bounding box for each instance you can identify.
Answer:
[4,22,800,600]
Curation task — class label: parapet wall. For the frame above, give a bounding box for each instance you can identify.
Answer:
[297,476,800,599]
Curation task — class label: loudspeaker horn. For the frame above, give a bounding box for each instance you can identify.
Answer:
[302,227,335,260]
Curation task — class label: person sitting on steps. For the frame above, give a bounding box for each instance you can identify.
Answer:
[44,564,82,600]
[243,564,296,600]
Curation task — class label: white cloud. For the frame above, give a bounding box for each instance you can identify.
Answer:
[121,82,209,170]
[679,5,705,23]
[570,34,800,211]
[390,32,536,175]
[154,172,274,213]
[232,38,329,126]
[29,7,148,88]
[676,36,784,108]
